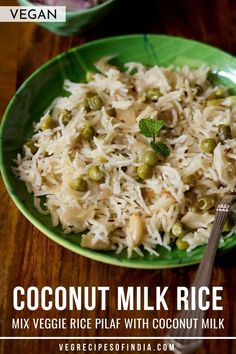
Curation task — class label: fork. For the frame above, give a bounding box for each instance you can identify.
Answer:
[166,196,234,354]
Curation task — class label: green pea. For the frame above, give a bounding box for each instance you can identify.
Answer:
[176,238,189,250]
[137,163,153,180]
[88,94,103,111]
[88,166,104,182]
[182,174,197,186]
[62,110,73,126]
[86,92,97,98]
[215,88,227,98]
[195,196,215,212]
[146,88,161,102]
[97,156,107,163]
[223,217,233,233]
[178,112,185,120]
[200,138,216,153]
[79,93,96,111]
[81,124,95,140]
[140,94,148,103]
[24,139,38,154]
[90,141,96,149]
[80,97,91,112]
[206,99,224,106]
[40,115,57,130]
[218,124,231,143]
[97,134,106,140]
[207,88,227,100]
[52,108,72,125]
[171,221,186,238]
[140,150,158,166]
[70,177,88,192]
[106,107,117,117]
[86,71,95,82]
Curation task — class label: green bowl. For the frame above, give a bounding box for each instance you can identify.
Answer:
[1,34,236,268]
[17,0,117,36]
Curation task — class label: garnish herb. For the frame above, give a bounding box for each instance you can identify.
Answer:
[139,118,170,158]
[150,141,170,159]
[139,118,164,137]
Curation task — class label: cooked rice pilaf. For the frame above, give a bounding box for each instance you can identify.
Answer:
[13,58,236,257]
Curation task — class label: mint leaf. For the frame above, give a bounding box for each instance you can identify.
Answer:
[138,118,170,159]
[150,141,170,159]
[139,118,164,138]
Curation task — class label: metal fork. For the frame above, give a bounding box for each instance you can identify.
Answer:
[166,196,234,354]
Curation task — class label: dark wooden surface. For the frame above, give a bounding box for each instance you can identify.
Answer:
[0,0,236,353]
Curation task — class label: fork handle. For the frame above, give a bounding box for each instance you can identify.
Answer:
[167,207,229,354]
[192,208,228,291]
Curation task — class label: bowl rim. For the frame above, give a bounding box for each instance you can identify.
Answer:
[1,34,236,269]
[17,0,117,15]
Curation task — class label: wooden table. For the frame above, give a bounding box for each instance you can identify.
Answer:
[0,0,236,353]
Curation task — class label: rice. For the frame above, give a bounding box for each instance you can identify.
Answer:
[13,58,236,257]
